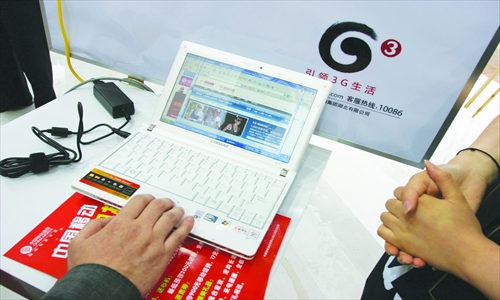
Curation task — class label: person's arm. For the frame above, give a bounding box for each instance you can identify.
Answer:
[402,115,499,213]
[378,161,500,299]
[42,264,142,300]
[385,115,500,265]
[42,194,194,299]
[402,114,499,213]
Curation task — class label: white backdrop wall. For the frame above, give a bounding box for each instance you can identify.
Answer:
[42,1,500,167]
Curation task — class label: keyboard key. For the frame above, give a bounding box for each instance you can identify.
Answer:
[240,193,254,203]
[109,150,132,162]
[137,163,153,174]
[233,172,247,181]
[139,155,154,165]
[169,149,182,159]
[264,176,276,184]
[142,148,157,158]
[256,179,269,189]
[175,160,189,169]
[193,175,208,185]
[255,173,266,180]
[241,201,270,218]
[206,156,218,164]
[242,183,256,193]
[251,215,267,228]
[219,174,232,184]
[222,164,236,176]
[204,177,218,187]
[169,175,185,187]
[148,139,163,150]
[218,203,234,214]
[190,156,204,165]
[273,180,287,188]
[215,182,230,194]
[181,179,197,191]
[217,192,232,204]
[194,194,210,205]
[114,163,130,174]
[193,184,207,195]
[197,166,211,177]
[228,197,244,208]
[244,176,258,185]
[154,172,173,183]
[132,144,148,155]
[255,188,268,198]
[115,146,134,157]
[136,172,152,182]
[180,147,191,154]
[228,187,243,198]
[251,198,275,216]
[140,135,155,146]
[129,133,145,144]
[266,189,283,202]
[230,179,245,190]
[156,146,171,157]
[148,167,163,179]
[160,162,175,173]
[154,152,169,162]
[101,158,120,170]
[205,188,220,199]
[240,210,256,225]
[174,187,197,201]
[206,198,221,209]
[245,169,257,176]
[148,158,165,168]
[169,166,185,177]
[125,168,140,178]
[254,195,276,206]
[126,160,142,169]
[178,154,193,162]
[211,161,227,173]
[200,160,214,169]
[185,163,199,173]
[228,207,244,220]
[240,215,254,225]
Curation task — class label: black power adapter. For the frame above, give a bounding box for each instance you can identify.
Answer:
[93,80,135,118]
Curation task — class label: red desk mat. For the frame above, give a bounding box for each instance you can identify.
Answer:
[4,193,290,300]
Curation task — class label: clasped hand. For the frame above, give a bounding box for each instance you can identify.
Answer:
[377,160,484,274]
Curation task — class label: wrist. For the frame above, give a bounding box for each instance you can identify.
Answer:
[454,235,500,298]
[449,148,499,186]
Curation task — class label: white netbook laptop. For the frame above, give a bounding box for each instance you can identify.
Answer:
[72,41,332,259]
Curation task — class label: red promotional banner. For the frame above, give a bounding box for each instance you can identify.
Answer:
[4,193,290,299]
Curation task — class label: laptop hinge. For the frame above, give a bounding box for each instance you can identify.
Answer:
[280,169,289,177]
[147,124,156,132]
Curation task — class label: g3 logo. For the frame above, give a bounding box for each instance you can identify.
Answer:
[319,21,401,73]
[381,39,402,57]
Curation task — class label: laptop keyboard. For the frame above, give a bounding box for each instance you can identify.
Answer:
[99,132,286,229]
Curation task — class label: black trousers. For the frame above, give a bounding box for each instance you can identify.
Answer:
[0,0,56,112]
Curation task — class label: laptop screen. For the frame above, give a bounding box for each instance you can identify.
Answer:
[160,54,318,163]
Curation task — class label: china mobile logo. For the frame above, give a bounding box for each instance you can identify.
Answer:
[319,21,402,73]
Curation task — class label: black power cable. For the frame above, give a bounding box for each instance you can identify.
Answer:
[0,102,131,178]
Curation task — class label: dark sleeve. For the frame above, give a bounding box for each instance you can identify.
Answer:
[41,264,142,300]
